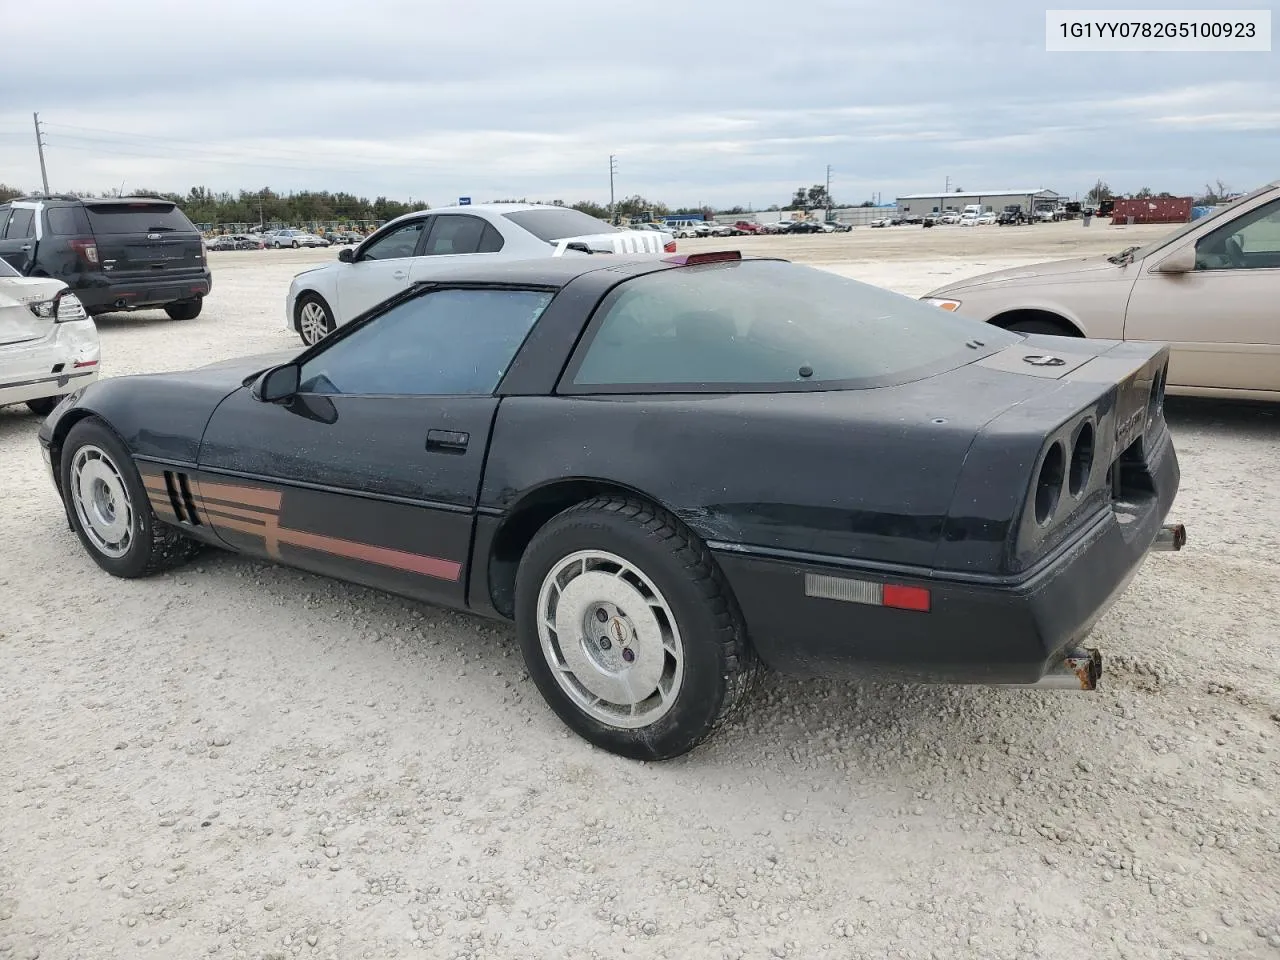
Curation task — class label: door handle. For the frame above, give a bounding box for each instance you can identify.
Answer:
[426,429,469,453]
[393,270,408,280]
[20,244,32,251]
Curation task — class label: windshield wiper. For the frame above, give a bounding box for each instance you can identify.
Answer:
[1107,245,1140,265]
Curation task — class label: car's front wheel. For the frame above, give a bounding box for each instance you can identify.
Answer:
[296,294,335,345]
[515,497,758,761]
[60,418,201,578]
[165,298,203,321]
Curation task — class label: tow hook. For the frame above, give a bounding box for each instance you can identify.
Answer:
[1153,523,1187,551]
[1028,647,1103,691]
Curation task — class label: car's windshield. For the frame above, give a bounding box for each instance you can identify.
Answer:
[569,259,1023,391]
[1129,184,1278,261]
[503,208,620,242]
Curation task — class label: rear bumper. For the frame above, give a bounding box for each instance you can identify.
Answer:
[713,426,1181,684]
[0,320,101,408]
[72,270,212,311]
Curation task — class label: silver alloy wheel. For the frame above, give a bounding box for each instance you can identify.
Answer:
[299,301,329,345]
[536,549,685,729]
[69,444,135,559]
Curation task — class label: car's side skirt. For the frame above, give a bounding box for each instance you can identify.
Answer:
[136,465,463,583]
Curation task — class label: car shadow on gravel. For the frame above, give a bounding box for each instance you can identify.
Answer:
[1165,396,1279,437]
[0,408,46,441]
[91,309,179,329]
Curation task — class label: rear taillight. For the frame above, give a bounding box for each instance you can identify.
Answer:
[69,238,99,266]
[804,574,931,612]
[1033,440,1066,524]
[30,291,88,323]
[664,241,677,253]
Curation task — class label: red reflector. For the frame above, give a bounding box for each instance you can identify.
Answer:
[662,250,742,266]
[74,360,98,368]
[663,240,677,253]
[882,584,931,612]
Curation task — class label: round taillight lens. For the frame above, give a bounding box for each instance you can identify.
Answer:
[1069,421,1095,497]
[1035,441,1066,525]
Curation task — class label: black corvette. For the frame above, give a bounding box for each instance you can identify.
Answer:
[37,251,1185,760]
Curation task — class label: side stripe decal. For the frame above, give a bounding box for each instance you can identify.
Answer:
[139,469,463,582]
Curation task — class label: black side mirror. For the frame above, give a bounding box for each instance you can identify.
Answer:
[251,363,300,403]
[338,248,354,263]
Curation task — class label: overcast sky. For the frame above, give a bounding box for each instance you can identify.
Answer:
[1,0,1275,208]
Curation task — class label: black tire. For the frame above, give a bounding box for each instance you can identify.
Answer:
[295,293,335,346]
[60,417,201,578]
[514,497,759,761]
[26,397,59,417]
[165,298,203,321]
[292,240,300,249]
[1004,316,1080,337]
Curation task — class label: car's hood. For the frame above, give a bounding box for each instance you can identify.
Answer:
[927,254,1120,296]
[194,350,299,383]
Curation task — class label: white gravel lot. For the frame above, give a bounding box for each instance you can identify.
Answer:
[2,227,1278,960]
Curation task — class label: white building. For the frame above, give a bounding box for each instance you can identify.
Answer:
[896,188,1061,216]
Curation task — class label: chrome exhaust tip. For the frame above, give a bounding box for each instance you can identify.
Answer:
[1152,523,1186,551]
[1028,648,1102,690]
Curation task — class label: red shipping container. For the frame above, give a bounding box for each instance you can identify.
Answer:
[1110,197,1193,224]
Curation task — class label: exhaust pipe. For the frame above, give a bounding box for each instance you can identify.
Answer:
[1028,647,1102,690]
[1152,523,1186,551]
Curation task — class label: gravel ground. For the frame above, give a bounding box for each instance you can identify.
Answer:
[2,224,1278,960]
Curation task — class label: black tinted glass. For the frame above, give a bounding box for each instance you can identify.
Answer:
[298,288,554,396]
[570,260,1022,390]
[46,206,91,236]
[7,208,34,239]
[85,203,196,234]
[0,255,18,278]
[502,208,619,242]
[423,215,487,255]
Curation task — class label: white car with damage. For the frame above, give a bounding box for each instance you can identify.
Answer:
[285,204,675,345]
[0,256,99,416]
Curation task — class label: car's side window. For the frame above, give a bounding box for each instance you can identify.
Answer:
[297,288,554,397]
[421,215,500,256]
[359,219,427,261]
[1195,200,1280,271]
[0,205,10,238]
[7,208,34,240]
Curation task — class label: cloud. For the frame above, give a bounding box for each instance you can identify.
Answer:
[0,0,1275,206]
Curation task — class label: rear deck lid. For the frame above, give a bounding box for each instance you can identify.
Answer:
[85,201,204,278]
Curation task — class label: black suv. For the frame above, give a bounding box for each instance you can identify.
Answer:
[0,195,212,319]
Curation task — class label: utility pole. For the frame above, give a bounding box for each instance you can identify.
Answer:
[825,164,832,221]
[608,155,618,223]
[33,112,50,195]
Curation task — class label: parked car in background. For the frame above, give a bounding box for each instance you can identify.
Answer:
[733,221,765,235]
[921,178,1280,399]
[207,236,239,252]
[826,220,852,232]
[270,229,330,249]
[938,212,964,225]
[0,195,211,320]
[286,203,676,344]
[0,255,99,415]
[869,218,891,228]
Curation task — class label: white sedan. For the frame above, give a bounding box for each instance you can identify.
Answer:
[285,203,675,344]
[0,257,99,416]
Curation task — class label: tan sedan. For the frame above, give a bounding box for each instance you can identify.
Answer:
[921,180,1280,400]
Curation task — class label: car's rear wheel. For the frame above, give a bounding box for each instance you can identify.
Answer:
[26,397,59,417]
[296,294,335,346]
[514,497,758,761]
[165,298,203,321]
[61,418,201,578]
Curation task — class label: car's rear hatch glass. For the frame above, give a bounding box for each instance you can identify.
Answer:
[85,202,204,278]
